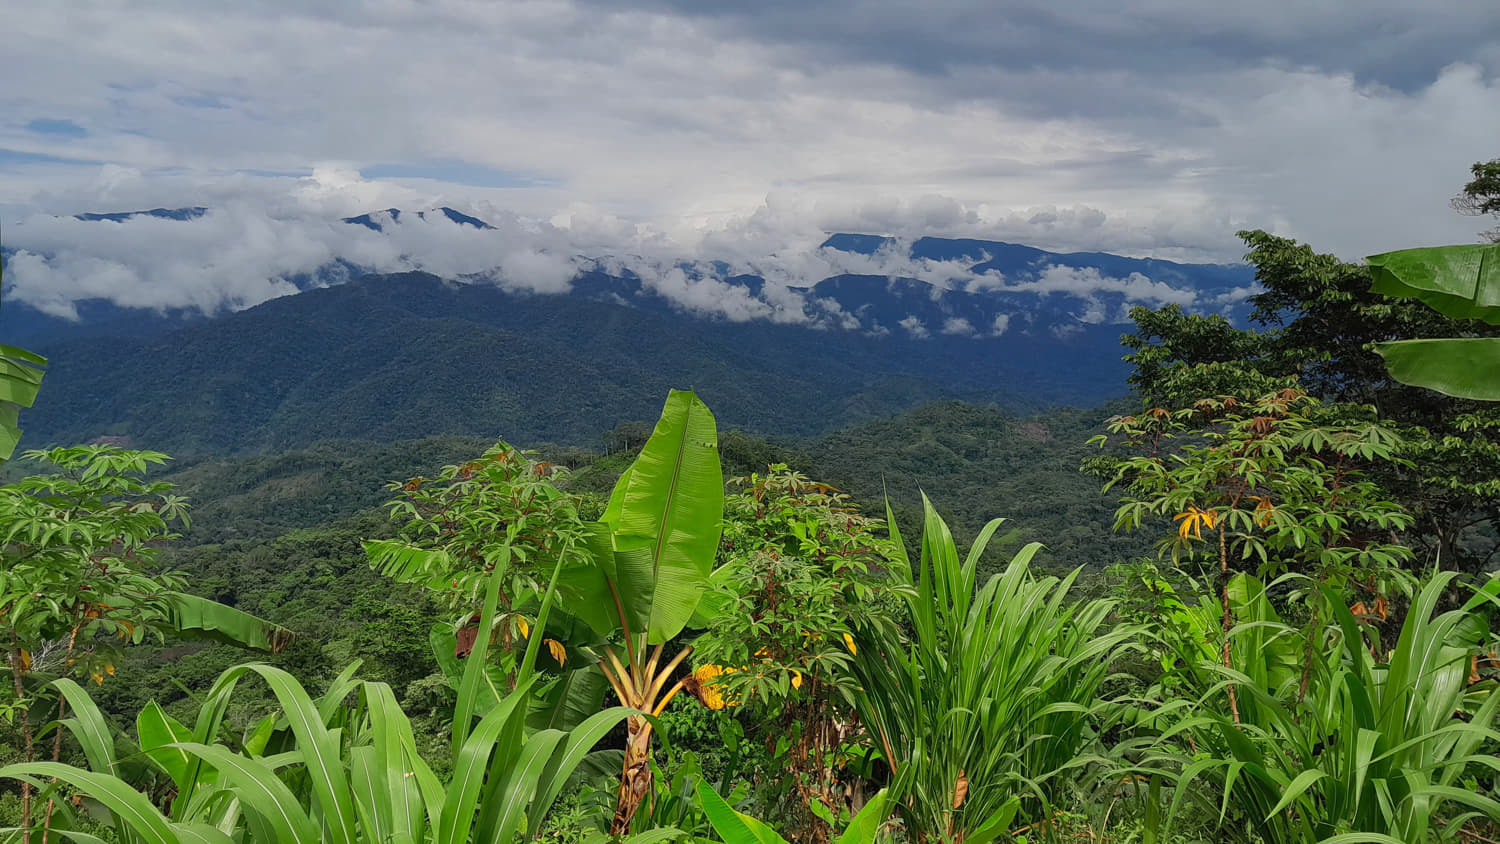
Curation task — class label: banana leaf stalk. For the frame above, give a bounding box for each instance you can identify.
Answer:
[847,495,1136,843]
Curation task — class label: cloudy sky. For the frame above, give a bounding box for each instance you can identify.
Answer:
[3,0,1499,317]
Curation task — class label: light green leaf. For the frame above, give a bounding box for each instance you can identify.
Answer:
[52,678,119,776]
[527,706,635,834]
[162,592,292,653]
[602,389,723,644]
[138,701,196,791]
[1368,243,1500,323]
[228,664,358,844]
[836,789,890,844]
[174,742,320,844]
[1265,769,1326,819]
[1373,338,1500,400]
[0,762,177,844]
[696,780,789,844]
[438,676,534,844]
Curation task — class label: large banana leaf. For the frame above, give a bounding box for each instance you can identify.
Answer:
[0,249,47,463]
[1368,243,1500,323]
[1372,337,1500,400]
[1369,242,1500,399]
[561,389,723,646]
[162,592,293,653]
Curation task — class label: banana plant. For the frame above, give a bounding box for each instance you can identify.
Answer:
[0,244,46,464]
[555,389,725,834]
[1369,242,1500,399]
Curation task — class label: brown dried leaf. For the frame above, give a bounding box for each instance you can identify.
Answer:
[953,770,969,809]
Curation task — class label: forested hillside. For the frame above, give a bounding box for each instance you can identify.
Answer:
[141,400,1145,568]
[21,271,1127,455]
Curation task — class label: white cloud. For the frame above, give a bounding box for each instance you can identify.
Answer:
[3,192,1253,328]
[941,317,977,337]
[4,195,587,316]
[899,315,929,338]
[635,265,776,322]
[1010,265,1198,308]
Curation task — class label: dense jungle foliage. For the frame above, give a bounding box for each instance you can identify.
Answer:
[2,167,1500,843]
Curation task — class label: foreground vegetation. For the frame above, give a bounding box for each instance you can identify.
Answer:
[1,181,1500,842]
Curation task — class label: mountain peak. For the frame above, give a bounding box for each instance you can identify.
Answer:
[74,207,208,222]
[820,233,894,254]
[340,206,494,232]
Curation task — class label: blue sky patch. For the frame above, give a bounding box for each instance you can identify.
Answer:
[172,93,237,110]
[25,119,88,138]
[0,148,102,169]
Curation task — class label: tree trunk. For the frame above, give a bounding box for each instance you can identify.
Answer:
[1219,525,1240,725]
[9,645,35,844]
[42,627,80,844]
[610,714,654,835]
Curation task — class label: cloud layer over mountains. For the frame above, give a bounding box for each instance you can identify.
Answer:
[4,197,1252,333]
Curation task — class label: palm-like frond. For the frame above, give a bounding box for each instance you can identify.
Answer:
[847,495,1136,843]
[1155,572,1500,841]
[0,245,47,463]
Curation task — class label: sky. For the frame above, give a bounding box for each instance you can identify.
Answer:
[2,0,1498,319]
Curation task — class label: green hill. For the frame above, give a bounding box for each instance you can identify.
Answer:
[149,399,1147,570]
[23,272,1119,457]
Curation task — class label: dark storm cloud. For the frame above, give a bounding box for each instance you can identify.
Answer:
[589,0,1498,92]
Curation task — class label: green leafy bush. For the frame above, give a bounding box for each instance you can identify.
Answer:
[847,496,1137,843]
[1148,571,1500,842]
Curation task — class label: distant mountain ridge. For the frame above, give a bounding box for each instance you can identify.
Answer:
[2,205,1258,455]
[20,269,1133,455]
[341,207,495,231]
[2,204,1254,346]
[74,207,209,223]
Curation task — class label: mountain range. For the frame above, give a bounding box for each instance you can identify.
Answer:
[1,206,1257,455]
